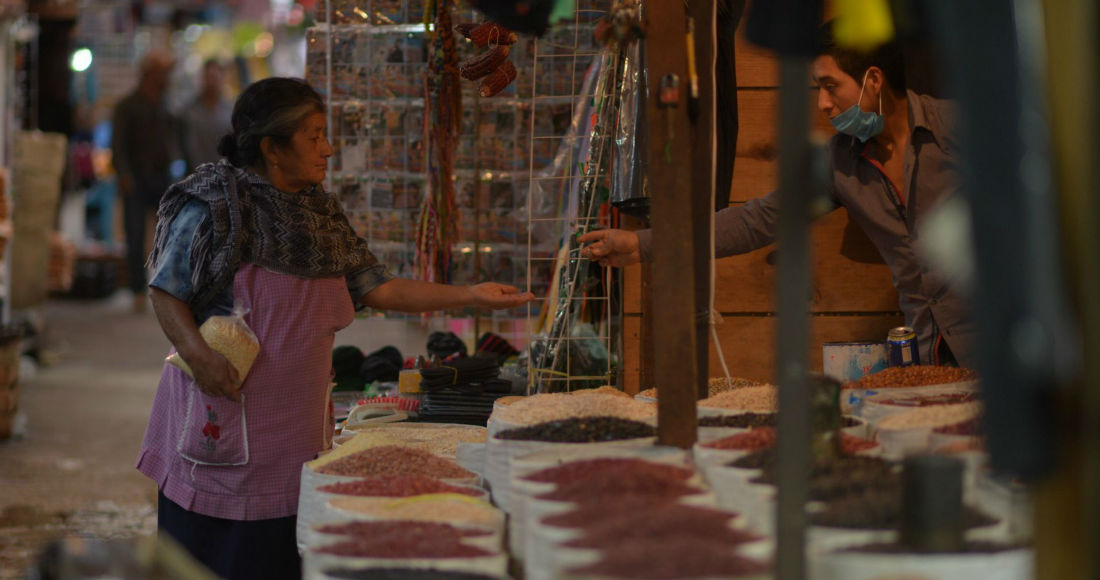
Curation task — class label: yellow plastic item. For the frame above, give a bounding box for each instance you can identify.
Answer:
[398,369,423,393]
[833,0,895,53]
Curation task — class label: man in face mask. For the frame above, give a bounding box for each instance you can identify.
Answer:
[579,20,973,368]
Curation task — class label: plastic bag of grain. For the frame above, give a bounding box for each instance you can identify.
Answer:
[165,302,260,386]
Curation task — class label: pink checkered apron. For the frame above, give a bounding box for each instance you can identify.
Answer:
[137,264,355,520]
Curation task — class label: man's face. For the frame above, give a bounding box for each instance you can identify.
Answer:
[144,64,171,99]
[812,55,867,120]
[202,63,223,94]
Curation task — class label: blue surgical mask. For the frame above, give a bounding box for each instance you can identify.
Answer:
[829,73,884,143]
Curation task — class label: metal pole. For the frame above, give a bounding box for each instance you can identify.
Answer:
[773,55,813,580]
[689,0,716,400]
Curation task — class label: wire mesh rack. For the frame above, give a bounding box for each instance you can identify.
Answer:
[523,3,623,393]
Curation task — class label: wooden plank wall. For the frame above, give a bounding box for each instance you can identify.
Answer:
[622,22,904,393]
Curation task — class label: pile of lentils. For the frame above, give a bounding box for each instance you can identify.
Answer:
[566,537,769,580]
[561,504,759,549]
[317,475,483,498]
[522,457,693,485]
[535,468,702,504]
[811,489,999,530]
[315,445,473,479]
[494,416,655,442]
[314,520,492,540]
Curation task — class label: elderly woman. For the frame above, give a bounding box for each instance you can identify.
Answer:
[136,77,533,579]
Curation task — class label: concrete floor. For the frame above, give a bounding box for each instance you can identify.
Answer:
[0,291,437,579]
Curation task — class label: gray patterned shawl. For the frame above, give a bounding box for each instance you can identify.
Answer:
[148,160,379,311]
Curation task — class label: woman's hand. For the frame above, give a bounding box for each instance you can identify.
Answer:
[577,229,641,267]
[151,288,242,402]
[468,283,536,310]
[188,347,242,402]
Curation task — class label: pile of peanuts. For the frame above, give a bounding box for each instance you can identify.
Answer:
[844,366,978,390]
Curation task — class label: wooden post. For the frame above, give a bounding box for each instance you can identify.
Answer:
[647,0,700,448]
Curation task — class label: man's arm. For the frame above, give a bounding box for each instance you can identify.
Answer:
[579,190,785,266]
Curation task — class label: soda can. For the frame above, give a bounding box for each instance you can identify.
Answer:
[887,326,919,367]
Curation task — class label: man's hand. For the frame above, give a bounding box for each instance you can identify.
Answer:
[578,229,641,267]
[468,283,536,310]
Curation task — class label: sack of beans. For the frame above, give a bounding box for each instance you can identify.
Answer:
[875,402,983,458]
[524,481,720,580]
[165,303,259,387]
[343,423,488,459]
[507,446,696,561]
[484,417,658,513]
[298,475,490,550]
[301,516,509,580]
[841,366,980,414]
[488,393,656,437]
[325,493,505,533]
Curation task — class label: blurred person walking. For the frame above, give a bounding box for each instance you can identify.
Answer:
[180,59,232,173]
[111,51,177,313]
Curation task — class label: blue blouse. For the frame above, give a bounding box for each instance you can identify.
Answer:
[149,199,394,323]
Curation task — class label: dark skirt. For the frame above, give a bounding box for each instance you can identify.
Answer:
[158,491,301,580]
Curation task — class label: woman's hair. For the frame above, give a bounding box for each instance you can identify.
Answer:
[818,20,906,94]
[217,77,326,168]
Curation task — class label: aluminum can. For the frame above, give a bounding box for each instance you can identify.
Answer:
[886,326,919,367]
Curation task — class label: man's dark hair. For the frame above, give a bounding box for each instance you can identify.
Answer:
[818,20,906,94]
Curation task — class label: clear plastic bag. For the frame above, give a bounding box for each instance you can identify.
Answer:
[165,302,260,387]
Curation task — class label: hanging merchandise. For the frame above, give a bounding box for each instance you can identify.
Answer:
[456,21,519,97]
[530,40,628,392]
[608,5,648,218]
[417,0,462,284]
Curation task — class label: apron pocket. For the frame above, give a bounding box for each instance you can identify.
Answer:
[176,383,249,466]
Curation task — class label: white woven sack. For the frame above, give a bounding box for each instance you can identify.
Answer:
[302,549,509,580]
[813,546,1033,580]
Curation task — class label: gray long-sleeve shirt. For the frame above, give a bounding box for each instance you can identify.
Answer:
[638,91,974,366]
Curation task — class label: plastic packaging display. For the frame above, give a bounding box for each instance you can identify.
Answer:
[165,303,260,386]
[609,37,648,216]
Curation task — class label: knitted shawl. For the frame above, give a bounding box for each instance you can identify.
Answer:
[148,160,379,312]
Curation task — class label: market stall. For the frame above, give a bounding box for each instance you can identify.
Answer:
[287,0,1099,577]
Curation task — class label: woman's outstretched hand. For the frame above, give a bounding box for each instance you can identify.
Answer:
[468,283,536,309]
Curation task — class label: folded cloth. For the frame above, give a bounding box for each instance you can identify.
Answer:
[418,388,510,425]
[361,345,403,383]
[419,358,502,390]
[476,332,520,358]
[332,345,366,392]
[427,331,468,360]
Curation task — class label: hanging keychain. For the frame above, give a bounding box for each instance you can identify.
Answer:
[658,73,680,164]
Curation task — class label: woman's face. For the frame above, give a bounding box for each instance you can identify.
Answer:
[271,111,333,191]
